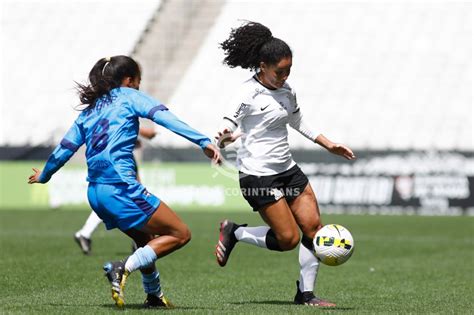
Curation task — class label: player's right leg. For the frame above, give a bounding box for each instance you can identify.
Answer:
[216,171,300,267]
[102,201,186,308]
[111,201,188,308]
[123,228,173,308]
[216,198,300,266]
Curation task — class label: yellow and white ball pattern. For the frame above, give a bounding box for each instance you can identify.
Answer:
[313,224,354,266]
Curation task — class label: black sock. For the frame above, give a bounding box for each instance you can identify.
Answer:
[301,235,314,251]
[265,229,283,251]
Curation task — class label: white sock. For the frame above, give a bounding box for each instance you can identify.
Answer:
[76,211,102,239]
[298,242,320,292]
[125,245,157,273]
[234,226,270,248]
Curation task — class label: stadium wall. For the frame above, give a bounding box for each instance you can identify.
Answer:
[1,150,473,215]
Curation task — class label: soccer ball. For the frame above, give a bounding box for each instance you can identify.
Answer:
[313,224,354,266]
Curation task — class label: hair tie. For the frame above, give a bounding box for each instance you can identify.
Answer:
[102,57,111,75]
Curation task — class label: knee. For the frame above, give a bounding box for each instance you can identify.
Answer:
[277,231,300,251]
[177,226,191,247]
[314,223,323,234]
[302,222,323,239]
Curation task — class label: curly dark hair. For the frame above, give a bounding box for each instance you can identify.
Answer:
[75,55,141,110]
[220,21,292,71]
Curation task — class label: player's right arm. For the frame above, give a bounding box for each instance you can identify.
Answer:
[28,121,85,184]
[216,99,250,148]
[215,128,242,149]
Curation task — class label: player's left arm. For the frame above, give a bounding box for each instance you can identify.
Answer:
[153,109,222,164]
[289,110,355,160]
[287,89,319,142]
[28,121,85,184]
[130,91,221,164]
[288,106,319,142]
[287,91,355,160]
[315,134,356,160]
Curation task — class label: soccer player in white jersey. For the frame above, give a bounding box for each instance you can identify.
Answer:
[214,21,356,307]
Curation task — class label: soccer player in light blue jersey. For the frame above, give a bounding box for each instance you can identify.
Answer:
[74,126,157,255]
[28,55,221,308]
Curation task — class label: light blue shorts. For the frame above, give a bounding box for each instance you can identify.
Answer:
[87,182,161,231]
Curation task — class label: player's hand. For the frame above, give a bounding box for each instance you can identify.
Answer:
[28,168,42,184]
[203,144,222,165]
[215,128,239,148]
[328,144,356,160]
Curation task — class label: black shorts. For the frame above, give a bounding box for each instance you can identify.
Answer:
[239,164,309,211]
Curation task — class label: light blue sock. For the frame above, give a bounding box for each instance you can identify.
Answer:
[142,271,162,296]
[124,245,157,273]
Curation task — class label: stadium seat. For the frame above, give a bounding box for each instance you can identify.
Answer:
[165,0,471,151]
[2,0,470,152]
[1,0,162,145]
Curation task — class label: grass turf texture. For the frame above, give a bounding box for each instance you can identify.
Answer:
[0,210,473,314]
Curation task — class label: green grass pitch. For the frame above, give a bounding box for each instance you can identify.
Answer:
[1,209,473,314]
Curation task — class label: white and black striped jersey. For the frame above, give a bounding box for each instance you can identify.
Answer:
[220,75,318,176]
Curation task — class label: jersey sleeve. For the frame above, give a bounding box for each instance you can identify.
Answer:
[220,90,252,132]
[287,89,319,142]
[39,120,85,183]
[128,90,211,149]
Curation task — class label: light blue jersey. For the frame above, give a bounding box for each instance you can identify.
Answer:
[38,87,211,230]
[39,87,211,184]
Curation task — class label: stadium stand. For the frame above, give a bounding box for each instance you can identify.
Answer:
[133,0,224,104]
[1,0,471,152]
[162,0,472,151]
[1,0,162,146]
[0,0,472,213]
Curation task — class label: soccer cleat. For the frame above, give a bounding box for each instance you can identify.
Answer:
[144,293,174,308]
[215,220,246,267]
[74,234,92,255]
[294,281,336,307]
[103,260,129,308]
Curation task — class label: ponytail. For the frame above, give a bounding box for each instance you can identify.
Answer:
[76,55,140,110]
[220,21,292,71]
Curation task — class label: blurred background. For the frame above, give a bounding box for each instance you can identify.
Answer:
[0,0,472,214]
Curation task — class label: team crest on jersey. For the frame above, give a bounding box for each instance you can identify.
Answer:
[252,88,266,99]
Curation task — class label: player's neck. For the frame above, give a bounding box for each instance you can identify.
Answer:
[255,73,276,90]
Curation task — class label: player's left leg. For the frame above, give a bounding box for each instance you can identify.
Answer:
[288,183,336,307]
